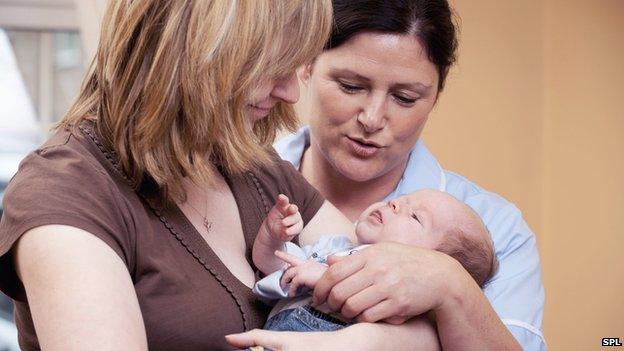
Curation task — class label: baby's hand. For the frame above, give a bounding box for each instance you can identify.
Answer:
[264,194,303,242]
[275,250,328,297]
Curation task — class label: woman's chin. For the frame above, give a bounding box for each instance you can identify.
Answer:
[333,158,388,183]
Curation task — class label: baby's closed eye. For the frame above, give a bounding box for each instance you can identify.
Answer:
[411,213,421,223]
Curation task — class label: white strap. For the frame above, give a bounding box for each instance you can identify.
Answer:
[502,318,548,347]
[436,162,447,191]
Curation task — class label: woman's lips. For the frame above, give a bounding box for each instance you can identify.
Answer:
[248,104,273,118]
[346,136,382,157]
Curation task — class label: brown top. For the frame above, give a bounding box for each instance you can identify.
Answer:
[0,121,324,350]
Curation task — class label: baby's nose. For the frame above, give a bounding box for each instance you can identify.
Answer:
[388,200,399,212]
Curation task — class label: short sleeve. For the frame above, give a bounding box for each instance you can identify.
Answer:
[0,134,136,301]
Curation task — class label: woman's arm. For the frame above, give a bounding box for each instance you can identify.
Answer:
[298,200,356,246]
[226,315,440,350]
[312,242,522,351]
[434,269,520,350]
[14,225,148,351]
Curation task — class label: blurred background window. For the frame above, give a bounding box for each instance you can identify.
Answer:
[0,1,90,349]
[4,29,86,131]
[1,28,86,189]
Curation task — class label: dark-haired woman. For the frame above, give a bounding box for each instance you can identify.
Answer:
[230,0,546,350]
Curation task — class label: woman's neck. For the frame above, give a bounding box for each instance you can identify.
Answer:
[300,143,408,222]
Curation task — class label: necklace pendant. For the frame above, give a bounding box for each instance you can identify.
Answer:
[203,219,212,232]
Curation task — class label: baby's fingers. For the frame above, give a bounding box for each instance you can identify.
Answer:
[284,226,302,237]
[288,277,302,297]
[281,266,297,287]
[286,204,298,216]
[281,212,301,227]
[275,250,305,266]
[275,194,291,214]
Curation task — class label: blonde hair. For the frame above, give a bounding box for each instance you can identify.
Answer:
[58,0,332,202]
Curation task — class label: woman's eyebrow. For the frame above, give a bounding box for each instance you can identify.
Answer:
[330,68,371,82]
[393,82,432,93]
[331,68,431,91]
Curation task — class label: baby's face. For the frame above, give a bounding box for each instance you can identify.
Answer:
[355,189,475,248]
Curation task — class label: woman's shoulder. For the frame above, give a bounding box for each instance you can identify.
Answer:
[1,125,136,250]
[14,125,121,187]
[0,127,139,301]
[443,170,537,252]
[444,171,518,211]
[444,171,528,230]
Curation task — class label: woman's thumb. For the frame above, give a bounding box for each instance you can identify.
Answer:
[326,254,347,265]
[225,329,281,350]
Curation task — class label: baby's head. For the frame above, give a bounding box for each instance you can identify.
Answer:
[355,189,498,287]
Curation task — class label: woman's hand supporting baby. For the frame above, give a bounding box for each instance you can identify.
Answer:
[312,242,469,323]
[253,194,304,274]
[311,242,520,351]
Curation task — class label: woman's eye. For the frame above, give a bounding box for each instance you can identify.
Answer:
[338,81,364,94]
[411,213,421,223]
[393,94,418,105]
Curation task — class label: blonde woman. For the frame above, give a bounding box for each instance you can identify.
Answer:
[0,1,439,350]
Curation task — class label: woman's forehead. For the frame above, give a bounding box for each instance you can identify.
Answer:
[317,32,438,88]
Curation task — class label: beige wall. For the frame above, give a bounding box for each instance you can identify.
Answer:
[424,0,545,233]
[542,0,624,349]
[425,0,624,349]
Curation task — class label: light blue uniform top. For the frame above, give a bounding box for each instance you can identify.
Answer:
[273,126,547,351]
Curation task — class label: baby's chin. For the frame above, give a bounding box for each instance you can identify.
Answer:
[353,226,366,244]
[354,225,379,245]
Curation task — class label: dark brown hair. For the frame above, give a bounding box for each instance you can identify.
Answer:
[327,0,458,91]
[437,227,499,287]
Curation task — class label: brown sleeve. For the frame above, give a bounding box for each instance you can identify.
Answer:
[0,134,135,301]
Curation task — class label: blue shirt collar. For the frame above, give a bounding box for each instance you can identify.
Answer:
[384,137,446,200]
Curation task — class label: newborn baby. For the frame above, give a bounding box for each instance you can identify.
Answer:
[252,189,498,333]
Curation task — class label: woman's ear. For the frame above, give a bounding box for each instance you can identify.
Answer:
[297,63,313,87]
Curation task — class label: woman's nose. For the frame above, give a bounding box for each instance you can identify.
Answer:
[270,73,300,104]
[357,95,386,133]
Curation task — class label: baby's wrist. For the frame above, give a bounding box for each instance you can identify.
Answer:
[257,223,287,247]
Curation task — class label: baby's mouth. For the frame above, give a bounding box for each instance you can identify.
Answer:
[370,210,383,224]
